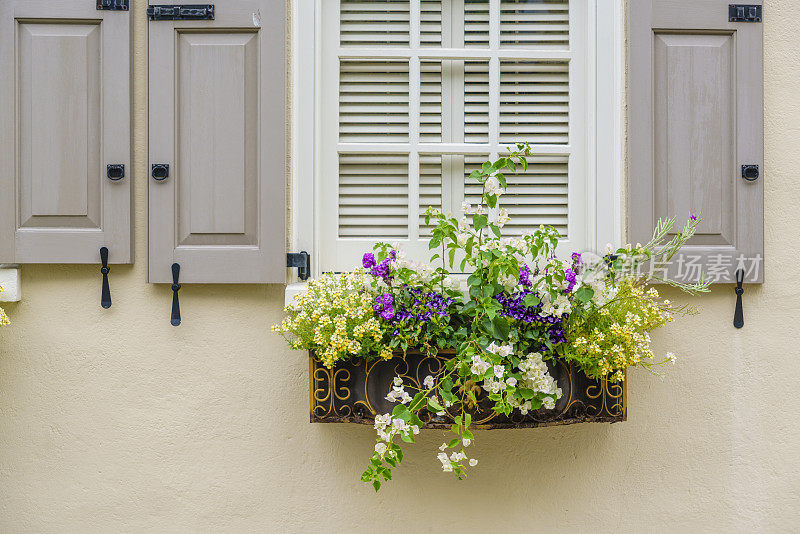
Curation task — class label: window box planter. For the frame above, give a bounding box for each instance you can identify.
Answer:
[309,350,625,429]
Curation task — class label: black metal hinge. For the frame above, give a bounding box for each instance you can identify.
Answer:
[729,4,762,22]
[287,252,311,281]
[147,4,215,20]
[97,0,129,10]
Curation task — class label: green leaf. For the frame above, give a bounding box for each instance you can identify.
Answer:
[523,295,540,307]
[575,287,594,304]
[473,214,488,230]
[491,225,502,238]
[492,316,510,340]
[427,398,445,412]
[373,480,381,492]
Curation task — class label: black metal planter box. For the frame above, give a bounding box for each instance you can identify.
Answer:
[310,351,626,429]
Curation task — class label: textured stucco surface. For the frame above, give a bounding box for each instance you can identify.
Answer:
[1,0,799,532]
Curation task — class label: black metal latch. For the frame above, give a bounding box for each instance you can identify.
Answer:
[97,0,129,10]
[729,4,762,22]
[170,263,182,326]
[287,252,311,281]
[100,247,112,309]
[733,269,745,329]
[147,4,215,20]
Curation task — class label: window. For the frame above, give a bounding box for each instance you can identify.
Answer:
[292,0,623,277]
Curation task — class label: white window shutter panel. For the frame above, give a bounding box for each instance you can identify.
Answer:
[321,0,580,272]
[148,0,286,284]
[0,1,132,264]
[629,1,764,283]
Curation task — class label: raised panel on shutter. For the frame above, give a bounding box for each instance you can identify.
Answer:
[0,0,132,264]
[629,1,764,283]
[148,0,286,284]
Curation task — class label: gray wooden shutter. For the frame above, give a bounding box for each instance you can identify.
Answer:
[148,0,286,284]
[0,0,132,264]
[629,1,764,283]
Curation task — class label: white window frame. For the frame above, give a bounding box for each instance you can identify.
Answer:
[289,0,623,289]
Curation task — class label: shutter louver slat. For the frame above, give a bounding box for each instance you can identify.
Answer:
[464,61,489,143]
[500,0,569,49]
[339,154,409,239]
[500,60,569,145]
[421,0,442,47]
[421,61,443,142]
[340,0,410,47]
[419,155,443,236]
[465,155,569,237]
[464,0,489,48]
[339,60,409,143]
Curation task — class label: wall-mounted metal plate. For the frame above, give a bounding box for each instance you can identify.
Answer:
[147,4,215,20]
[97,0,129,10]
[729,4,762,22]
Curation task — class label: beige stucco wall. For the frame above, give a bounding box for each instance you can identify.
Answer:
[1,0,798,532]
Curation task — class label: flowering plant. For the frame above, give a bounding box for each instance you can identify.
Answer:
[275,143,707,491]
[0,287,9,327]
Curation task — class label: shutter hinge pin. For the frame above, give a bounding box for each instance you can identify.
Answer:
[287,252,311,281]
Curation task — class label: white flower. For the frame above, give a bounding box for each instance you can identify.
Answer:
[493,365,505,379]
[462,438,471,447]
[496,344,514,357]
[470,355,490,375]
[506,377,517,387]
[393,376,403,387]
[439,443,448,452]
[374,413,391,430]
[666,352,677,364]
[442,463,454,473]
[485,176,503,197]
[496,208,511,228]
[423,375,435,389]
[375,442,388,455]
[542,396,555,410]
[469,459,478,467]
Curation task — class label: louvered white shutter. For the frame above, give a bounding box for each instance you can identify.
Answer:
[319,0,587,272]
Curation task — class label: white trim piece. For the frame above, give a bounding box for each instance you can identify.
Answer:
[292,0,317,276]
[593,0,624,251]
[0,265,21,302]
[336,48,573,60]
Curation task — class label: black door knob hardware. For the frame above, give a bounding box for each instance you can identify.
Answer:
[733,269,744,329]
[152,164,170,181]
[171,263,181,326]
[100,247,112,309]
[107,164,125,181]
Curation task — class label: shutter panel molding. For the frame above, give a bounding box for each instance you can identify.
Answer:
[629,1,764,283]
[148,0,286,284]
[0,1,132,264]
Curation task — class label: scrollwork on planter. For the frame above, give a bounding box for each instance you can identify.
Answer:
[310,351,625,429]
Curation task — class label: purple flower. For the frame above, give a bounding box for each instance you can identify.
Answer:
[564,268,577,292]
[690,214,698,222]
[380,307,395,321]
[518,264,532,287]
[362,253,376,269]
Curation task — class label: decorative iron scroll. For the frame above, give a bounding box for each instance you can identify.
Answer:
[309,351,626,429]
